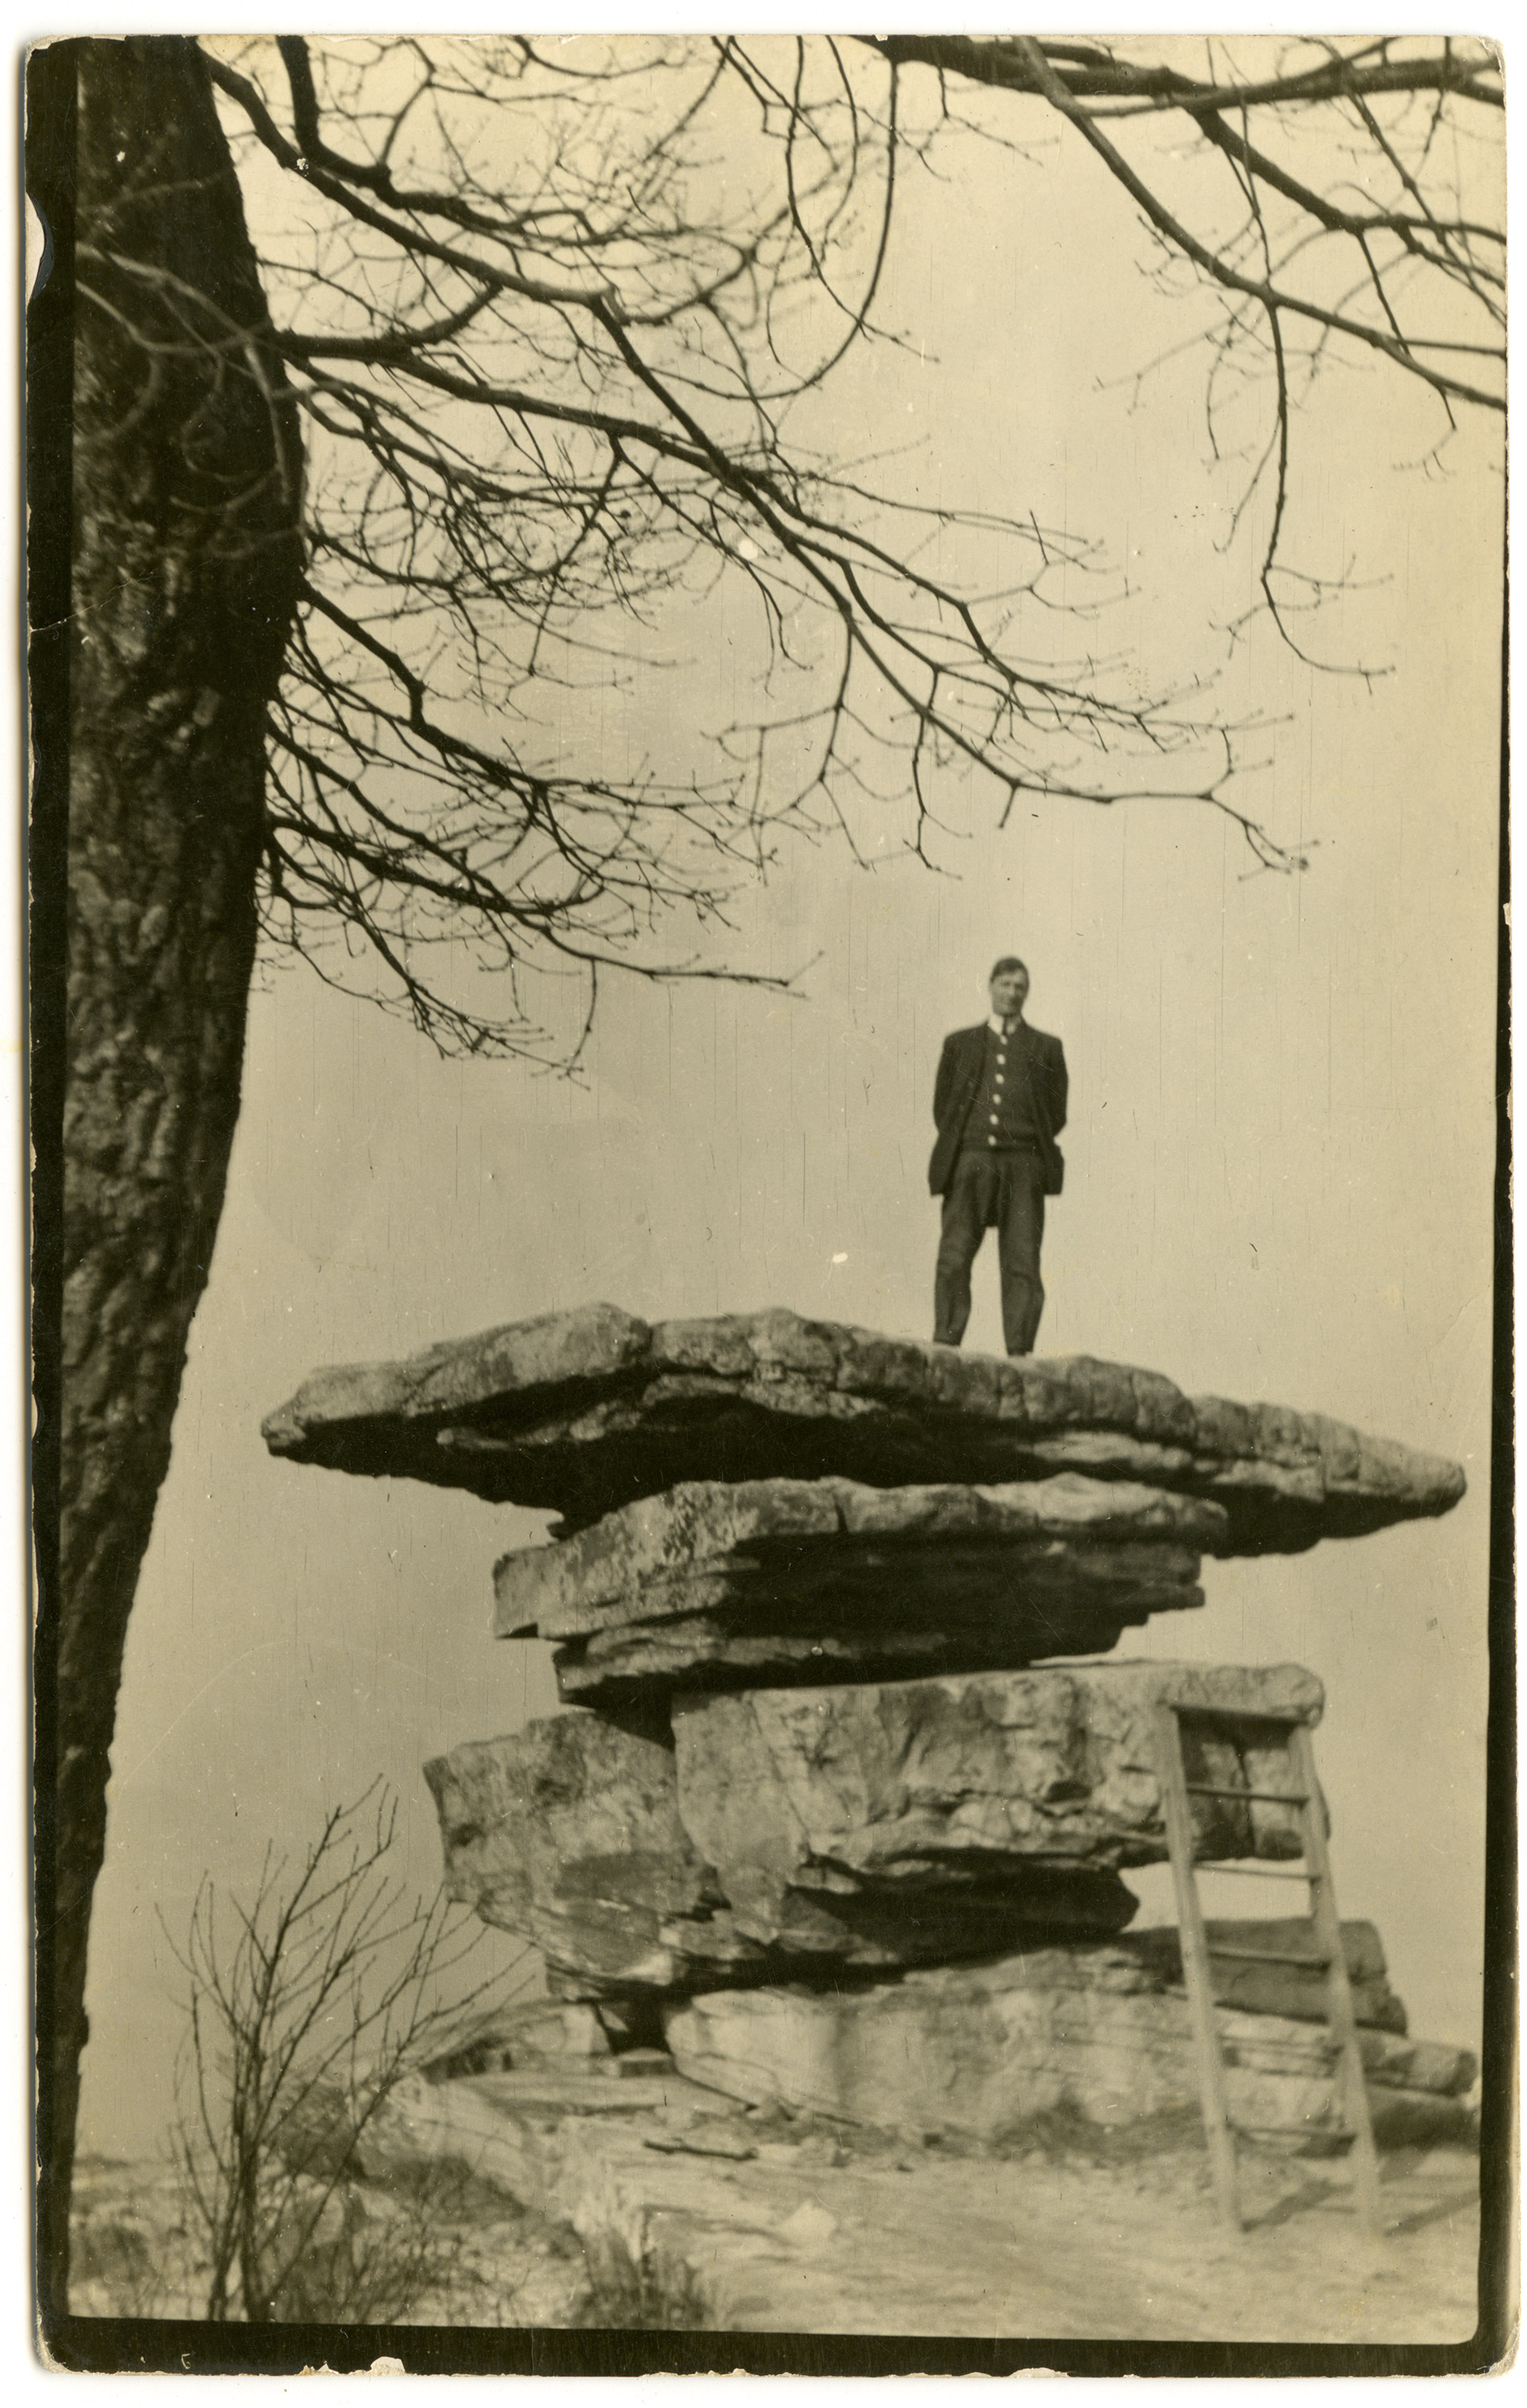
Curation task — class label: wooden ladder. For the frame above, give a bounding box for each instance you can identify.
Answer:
[1152,1701,1384,2237]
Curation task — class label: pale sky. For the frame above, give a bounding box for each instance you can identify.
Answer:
[76,39,1503,2165]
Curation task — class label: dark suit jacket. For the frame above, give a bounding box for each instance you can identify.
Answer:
[928,1021,1068,1198]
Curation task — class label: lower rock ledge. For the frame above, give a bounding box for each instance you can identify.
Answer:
[661,1949,1477,2156]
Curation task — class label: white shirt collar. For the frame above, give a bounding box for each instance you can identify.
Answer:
[987,1014,1024,1038]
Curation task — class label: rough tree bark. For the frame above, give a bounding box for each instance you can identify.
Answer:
[48,35,303,2297]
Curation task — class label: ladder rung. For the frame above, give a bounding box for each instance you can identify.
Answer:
[1182,1783,1309,1805]
[1222,2031,1343,2061]
[1202,1943,1333,1967]
[1229,2122,1356,2143]
[1167,1706,1307,1733]
[1193,1861,1310,1880]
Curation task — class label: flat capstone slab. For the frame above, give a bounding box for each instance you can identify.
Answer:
[262,1304,1466,1550]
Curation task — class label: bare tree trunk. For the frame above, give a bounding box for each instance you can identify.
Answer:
[45,35,302,2304]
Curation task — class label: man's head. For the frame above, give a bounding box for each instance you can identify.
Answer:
[989,957,1030,1022]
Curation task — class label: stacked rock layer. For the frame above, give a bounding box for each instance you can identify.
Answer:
[267,1308,1472,2152]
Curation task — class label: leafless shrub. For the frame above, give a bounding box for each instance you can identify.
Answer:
[567,2189,713,2330]
[163,1779,526,2322]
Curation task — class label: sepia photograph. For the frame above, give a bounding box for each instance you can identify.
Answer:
[28,25,1509,2373]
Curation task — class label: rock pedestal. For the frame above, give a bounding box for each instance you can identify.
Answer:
[267,1308,1472,2159]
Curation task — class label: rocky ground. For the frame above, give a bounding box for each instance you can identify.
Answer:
[68,2151,592,2330]
[70,2074,1482,2345]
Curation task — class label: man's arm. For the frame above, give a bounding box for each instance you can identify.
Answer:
[932,1034,960,1127]
[1048,1039,1068,1136]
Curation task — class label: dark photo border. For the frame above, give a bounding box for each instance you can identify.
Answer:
[25,33,1515,2376]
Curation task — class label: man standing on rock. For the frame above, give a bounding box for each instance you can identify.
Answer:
[929,957,1067,1356]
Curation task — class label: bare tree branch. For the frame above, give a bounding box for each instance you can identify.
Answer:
[843,33,1500,627]
[190,31,1361,1067]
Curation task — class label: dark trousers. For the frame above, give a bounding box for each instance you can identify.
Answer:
[934,1149,1047,1356]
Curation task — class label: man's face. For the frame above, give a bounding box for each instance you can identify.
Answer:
[989,967,1029,1021]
